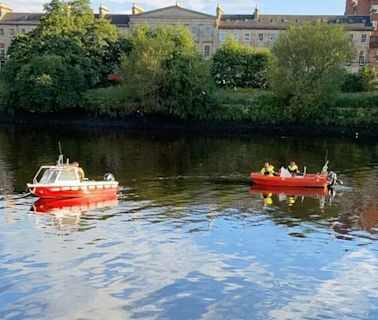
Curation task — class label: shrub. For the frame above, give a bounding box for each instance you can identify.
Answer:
[212,38,271,89]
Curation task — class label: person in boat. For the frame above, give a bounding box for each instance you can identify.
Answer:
[288,161,299,176]
[260,162,276,176]
[73,161,85,181]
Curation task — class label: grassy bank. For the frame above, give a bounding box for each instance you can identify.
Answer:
[83,87,378,127]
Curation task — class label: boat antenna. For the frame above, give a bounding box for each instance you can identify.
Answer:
[57,141,64,166]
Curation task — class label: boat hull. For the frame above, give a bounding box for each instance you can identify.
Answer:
[250,173,328,188]
[27,182,119,199]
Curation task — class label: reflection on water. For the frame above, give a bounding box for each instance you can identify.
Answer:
[0,125,377,319]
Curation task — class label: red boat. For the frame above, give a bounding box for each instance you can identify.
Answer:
[27,153,118,199]
[250,173,329,188]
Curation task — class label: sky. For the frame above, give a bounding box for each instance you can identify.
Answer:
[9,0,346,16]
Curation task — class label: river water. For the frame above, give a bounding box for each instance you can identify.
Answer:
[0,125,377,320]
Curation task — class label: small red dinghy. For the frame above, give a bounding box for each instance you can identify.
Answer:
[27,152,118,199]
[250,173,329,188]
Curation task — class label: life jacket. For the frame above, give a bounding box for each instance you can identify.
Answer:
[288,164,299,174]
[260,165,275,176]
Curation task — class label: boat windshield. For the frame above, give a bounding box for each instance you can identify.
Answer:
[57,168,78,182]
[39,169,60,184]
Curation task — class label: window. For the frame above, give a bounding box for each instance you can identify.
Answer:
[233,32,239,41]
[204,26,212,36]
[349,34,354,42]
[359,50,365,65]
[270,33,277,42]
[9,28,15,36]
[203,44,211,59]
[258,33,264,42]
[21,28,26,33]
[40,170,59,184]
[58,169,78,182]
[219,31,227,42]
[0,28,4,36]
[0,43,4,56]
[244,32,250,42]
[191,25,198,36]
[361,34,367,43]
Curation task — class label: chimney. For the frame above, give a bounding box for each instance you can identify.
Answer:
[0,3,12,19]
[99,4,109,18]
[253,5,260,19]
[132,3,144,15]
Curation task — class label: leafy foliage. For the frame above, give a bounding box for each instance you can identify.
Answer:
[1,0,129,112]
[270,22,353,118]
[359,65,378,92]
[212,38,271,89]
[5,55,86,113]
[120,24,214,118]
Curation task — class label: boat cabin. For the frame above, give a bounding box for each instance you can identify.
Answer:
[33,166,81,185]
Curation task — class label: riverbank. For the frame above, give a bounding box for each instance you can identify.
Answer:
[1,88,377,138]
[0,112,377,138]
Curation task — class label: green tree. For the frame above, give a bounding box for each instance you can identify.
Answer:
[359,65,378,91]
[6,55,85,113]
[212,38,271,88]
[1,0,123,112]
[270,21,353,116]
[120,24,213,117]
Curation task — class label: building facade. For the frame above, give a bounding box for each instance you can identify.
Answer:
[0,1,377,71]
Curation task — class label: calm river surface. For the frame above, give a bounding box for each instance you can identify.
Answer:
[0,125,377,320]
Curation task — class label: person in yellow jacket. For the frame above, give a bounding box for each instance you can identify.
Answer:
[288,161,299,176]
[260,162,275,176]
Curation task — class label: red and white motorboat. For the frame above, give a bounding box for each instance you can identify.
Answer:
[27,153,118,199]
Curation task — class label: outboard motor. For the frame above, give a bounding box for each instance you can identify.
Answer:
[104,173,115,181]
[327,171,338,187]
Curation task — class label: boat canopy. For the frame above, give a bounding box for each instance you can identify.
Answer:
[34,166,80,184]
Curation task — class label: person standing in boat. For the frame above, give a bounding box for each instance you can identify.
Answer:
[260,162,276,176]
[288,161,300,176]
[73,161,85,181]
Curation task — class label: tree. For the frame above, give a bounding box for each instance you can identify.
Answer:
[270,21,353,116]
[1,0,123,112]
[120,24,213,118]
[359,65,378,91]
[7,55,85,113]
[212,38,271,88]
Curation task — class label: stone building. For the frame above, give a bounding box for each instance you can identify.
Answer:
[0,1,376,71]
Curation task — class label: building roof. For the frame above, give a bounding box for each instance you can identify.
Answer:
[220,14,373,31]
[0,12,130,27]
[134,5,215,19]
[0,12,42,25]
[94,14,130,26]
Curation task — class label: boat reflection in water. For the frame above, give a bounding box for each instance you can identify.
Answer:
[30,194,119,229]
[250,185,331,208]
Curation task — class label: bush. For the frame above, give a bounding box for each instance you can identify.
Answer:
[83,86,138,117]
[120,24,214,118]
[4,55,86,113]
[342,73,363,93]
[212,38,271,89]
